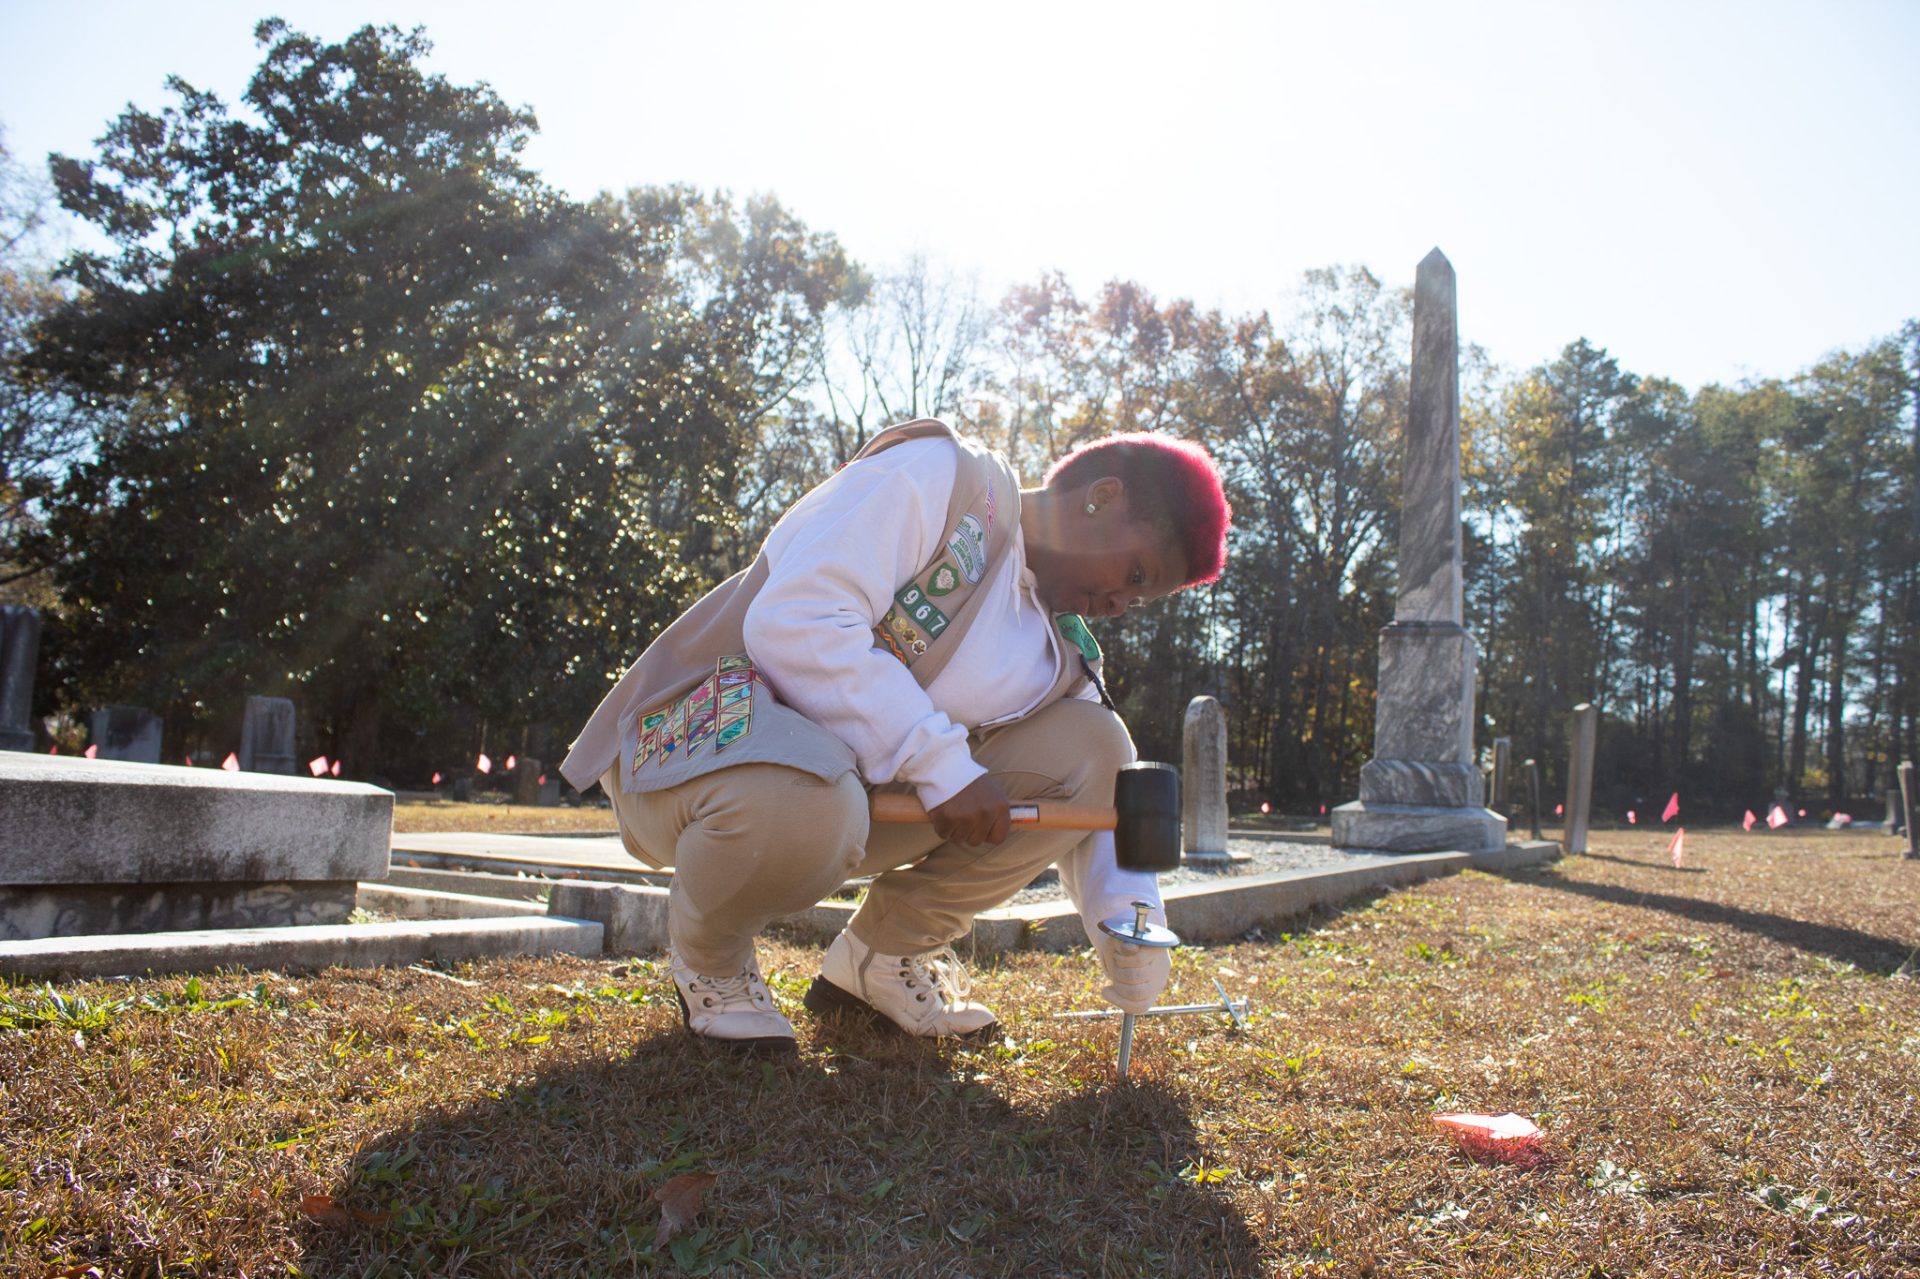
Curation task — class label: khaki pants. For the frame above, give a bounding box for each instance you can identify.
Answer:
[603,697,1133,973]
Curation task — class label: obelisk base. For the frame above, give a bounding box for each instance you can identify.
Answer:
[1331,799,1507,854]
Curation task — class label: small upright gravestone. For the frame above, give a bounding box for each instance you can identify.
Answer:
[1564,704,1598,855]
[514,758,544,807]
[238,696,297,774]
[0,606,41,752]
[1180,696,1228,861]
[88,705,162,764]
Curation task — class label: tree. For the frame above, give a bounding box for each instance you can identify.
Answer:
[0,127,95,605]
[25,22,860,775]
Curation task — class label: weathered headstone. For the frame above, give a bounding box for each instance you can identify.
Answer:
[238,695,297,774]
[539,776,561,806]
[1524,757,1544,840]
[1491,737,1511,818]
[1899,760,1916,860]
[1564,704,1598,855]
[0,606,41,752]
[1332,250,1506,855]
[1180,696,1228,861]
[0,753,391,941]
[87,705,162,764]
[514,757,544,807]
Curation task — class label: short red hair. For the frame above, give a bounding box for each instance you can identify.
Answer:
[1044,432,1231,587]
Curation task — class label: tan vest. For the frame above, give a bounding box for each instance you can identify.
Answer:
[559,419,1097,795]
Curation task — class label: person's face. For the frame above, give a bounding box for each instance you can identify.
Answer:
[1030,479,1186,619]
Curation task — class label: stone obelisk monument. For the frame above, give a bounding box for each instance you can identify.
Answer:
[1332,249,1506,854]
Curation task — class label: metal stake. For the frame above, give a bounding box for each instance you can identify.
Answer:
[1095,900,1183,1082]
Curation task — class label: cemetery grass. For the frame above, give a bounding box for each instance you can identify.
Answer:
[391,797,617,835]
[2,832,1915,1277]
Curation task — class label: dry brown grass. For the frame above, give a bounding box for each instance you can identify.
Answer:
[3,829,1916,1277]
[390,798,616,835]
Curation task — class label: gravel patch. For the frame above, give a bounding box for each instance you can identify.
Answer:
[1006,834,1357,907]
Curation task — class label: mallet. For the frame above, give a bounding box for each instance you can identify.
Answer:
[868,760,1182,872]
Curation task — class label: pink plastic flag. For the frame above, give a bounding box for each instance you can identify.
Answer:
[432,771,442,785]
[1767,805,1789,829]
[1319,803,1327,815]
[1433,1112,1545,1164]
[84,744,97,759]
[1627,810,1637,825]
[330,759,342,777]
[309,756,329,777]
[1742,809,1757,831]
[184,755,194,767]
[1260,802,1270,814]
[1669,827,1685,868]
[222,753,240,772]
[1556,803,1564,816]
[47,745,56,754]
[505,754,517,772]
[538,773,547,785]
[477,753,492,774]
[1662,792,1680,822]
[1798,809,1806,818]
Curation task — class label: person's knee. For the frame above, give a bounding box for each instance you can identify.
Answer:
[1053,701,1137,799]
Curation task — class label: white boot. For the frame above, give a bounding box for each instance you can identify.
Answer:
[805,931,998,1039]
[669,947,796,1055]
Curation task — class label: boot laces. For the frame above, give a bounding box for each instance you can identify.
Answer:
[900,946,972,1006]
[684,962,775,1013]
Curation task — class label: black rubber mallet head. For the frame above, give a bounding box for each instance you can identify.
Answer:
[1114,761,1181,873]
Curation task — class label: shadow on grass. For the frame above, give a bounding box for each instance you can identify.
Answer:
[1498,866,1918,976]
[292,1020,1265,1276]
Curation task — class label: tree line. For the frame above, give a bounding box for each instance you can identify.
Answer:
[3,21,1914,816]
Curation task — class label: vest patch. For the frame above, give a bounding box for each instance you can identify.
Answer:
[1056,613,1101,664]
[946,514,987,584]
[634,654,761,773]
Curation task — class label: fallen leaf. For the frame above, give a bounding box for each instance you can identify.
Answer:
[654,1171,718,1246]
[299,1193,390,1227]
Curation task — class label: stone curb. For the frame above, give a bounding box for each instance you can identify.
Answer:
[379,866,552,902]
[0,916,604,980]
[355,883,544,921]
[547,881,856,953]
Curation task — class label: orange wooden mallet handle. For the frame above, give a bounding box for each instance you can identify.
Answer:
[868,792,1118,832]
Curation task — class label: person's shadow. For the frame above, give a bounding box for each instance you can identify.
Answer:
[293,1018,1265,1276]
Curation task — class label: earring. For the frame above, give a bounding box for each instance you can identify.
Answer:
[1085,502,1098,516]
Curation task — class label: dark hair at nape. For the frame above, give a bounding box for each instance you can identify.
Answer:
[1043,432,1232,587]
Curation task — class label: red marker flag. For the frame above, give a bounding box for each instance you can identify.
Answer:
[1662,792,1680,822]
[222,753,240,772]
[505,754,517,772]
[432,771,442,785]
[309,756,329,777]
[1627,810,1637,825]
[1669,827,1685,868]
[1767,805,1789,829]
[1742,809,1757,831]
[330,759,342,777]
[184,755,194,767]
[84,744,98,759]
[477,752,493,774]
[1433,1112,1545,1165]
[1260,802,1270,814]
[1798,809,1806,818]
[538,773,547,785]
[1555,803,1564,816]
[47,745,57,754]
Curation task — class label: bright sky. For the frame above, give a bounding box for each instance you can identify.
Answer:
[2,0,1915,391]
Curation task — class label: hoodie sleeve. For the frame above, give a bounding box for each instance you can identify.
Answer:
[741,438,986,809]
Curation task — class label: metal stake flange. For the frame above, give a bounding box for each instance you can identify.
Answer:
[1096,900,1182,1081]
